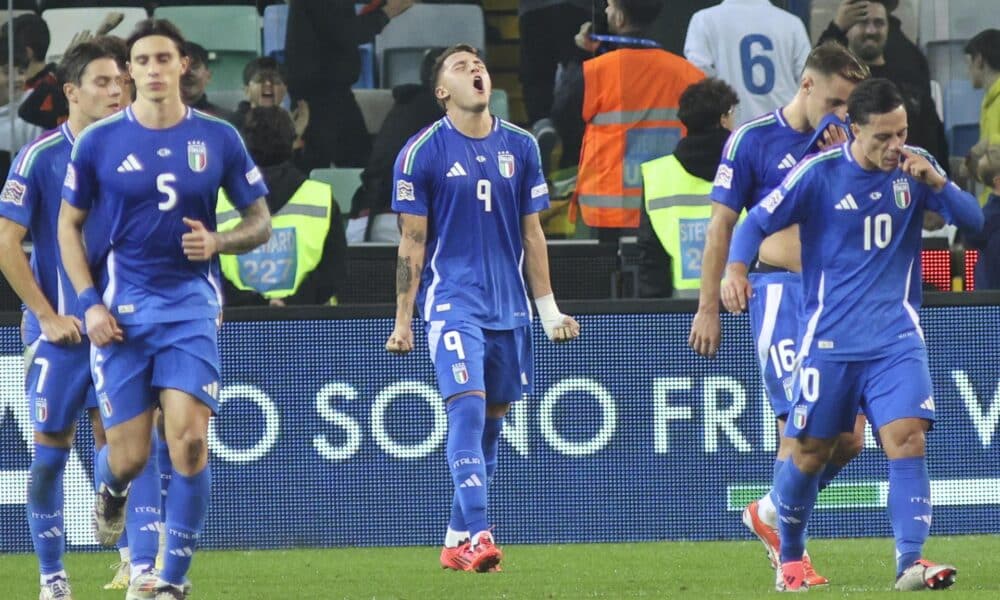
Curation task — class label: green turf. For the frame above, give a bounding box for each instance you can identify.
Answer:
[2,536,997,598]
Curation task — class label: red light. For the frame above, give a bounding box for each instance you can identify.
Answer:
[920,250,951,291]
[965,250,980,291]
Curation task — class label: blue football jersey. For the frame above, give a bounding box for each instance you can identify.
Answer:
[711,109,817,213]
[63,107,268,324]
[391,116,549,330]
[0,123,107,343]
[742,143,981,360]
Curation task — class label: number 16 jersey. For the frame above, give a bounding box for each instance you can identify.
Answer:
[63,106,268,324]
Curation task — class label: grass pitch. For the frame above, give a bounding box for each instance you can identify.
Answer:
[2,536,997,598]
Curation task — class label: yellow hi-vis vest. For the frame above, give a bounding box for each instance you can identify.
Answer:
[217,180,332,299]
[640,154,713,295]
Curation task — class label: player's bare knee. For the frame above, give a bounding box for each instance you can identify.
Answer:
[791,438,835,474]
[485,403,510,418]
[885,428,926,459]
[833,432,864,464]
[171,433,208,470]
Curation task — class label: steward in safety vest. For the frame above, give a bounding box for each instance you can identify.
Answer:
[569,0,704,231]
[219,106,347,306]
[637,78,739,297]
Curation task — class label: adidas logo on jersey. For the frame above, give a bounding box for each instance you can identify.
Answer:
[116,154,144,173]
[778,154,796,170]
[835,194,859,210]
[920,397,936,411]
[446,162,467,177]
[459,474,483,488]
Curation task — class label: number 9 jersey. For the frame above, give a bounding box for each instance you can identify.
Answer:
[62,107,269,324]
[392,116,549,331]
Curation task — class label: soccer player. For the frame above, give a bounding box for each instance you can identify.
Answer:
[0,41,158,600]
[385,44,580,573]
[688,42,870,585]
[723,78,982,592]
[57,19,271,599]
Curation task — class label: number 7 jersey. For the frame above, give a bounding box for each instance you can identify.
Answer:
[62,106,268,324]
[392,116,549,330]
[747,143,982,360]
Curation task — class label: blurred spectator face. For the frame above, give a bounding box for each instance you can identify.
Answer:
[967,53,989,89]
[68,58,123,122]
[181,57,211,104]
[851,105,908,171]
[605,0,626,35]
[435,50,490,113]
[129,35,187,103]
[0,64,26,106]
[846,3,888,64]
[720,105,736,131]
[803,72,856,129]
[246,68,286,108]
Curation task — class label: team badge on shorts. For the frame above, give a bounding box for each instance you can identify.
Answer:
[99,393,113,418]
[793,405,808,430]
[35,399,47,423]
[452,362,469,384]
[498,151,515,179]
[893,178,911,209]
[187,140,208,172]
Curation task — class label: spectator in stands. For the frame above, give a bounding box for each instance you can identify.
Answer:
[561,0,704,239]
[819,0,928,80]
[348,48,443,243]
[637,78,738,298]
[0,38,41,179]
[684,0,811,126]
[519,1,589,126]
[219,106,347,307]
[231,57,310,168]
[964,146,1000,290]
[825,0,949,173]
[16,12,124,130]
[964,29,1000,203]
[285,0,414,171]
[181,41,235,121]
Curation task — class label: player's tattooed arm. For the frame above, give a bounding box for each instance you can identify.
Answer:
[387,214,427,354]
[216,198,272,255]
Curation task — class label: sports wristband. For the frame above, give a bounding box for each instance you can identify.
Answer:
[78,287,102,312]
[535,293,561,322]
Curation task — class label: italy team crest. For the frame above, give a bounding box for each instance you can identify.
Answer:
[35,399,47,423]
[452,362,469,384]
[187,140,208,172]
[893,178,911,209]
[793,405,808,430]
[498,151,515,179]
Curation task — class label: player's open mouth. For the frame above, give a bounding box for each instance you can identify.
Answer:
[473,76,484,92]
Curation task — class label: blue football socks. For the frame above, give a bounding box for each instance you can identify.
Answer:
[28,444,70,576]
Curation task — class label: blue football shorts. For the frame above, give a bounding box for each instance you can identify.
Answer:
[784,345,935,440]
[91,319,221,428]
[25,338,96,434]
[748,270,802,420]
[426,320,533,403]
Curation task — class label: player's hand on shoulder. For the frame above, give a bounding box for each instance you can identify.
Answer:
[689,310,721,359]
[182,217,220,261]
[545,314,581,343]
[85,305,124,348]
[720,264,752,315]
[900,148,946,191]
[385,325,414,355]
[39,313,83,346]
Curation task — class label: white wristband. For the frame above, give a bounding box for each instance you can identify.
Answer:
[535,293,561,323]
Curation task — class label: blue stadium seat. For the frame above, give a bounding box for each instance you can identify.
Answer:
[356,43,376,89]
[948,123,979,158]
[310,167,363,215]
[943,80,984,132]
[490,88,509,121]
[920,0,1000,47]
[262,3,286,59]
[352,88,394,134]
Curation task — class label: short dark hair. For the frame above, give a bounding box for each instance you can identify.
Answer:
[5,14,50,64]
[183,41,210,68]
[242,56,285,86]
[56,41,116,86]
[803,41,870,83]
[847,78,904,125]
[95,35,128,72]
[126,19,186,60]
[618,0,663,26]
[876,0,899,12]
[965,29,1000,72]
[677,78,738,134]
[242,106,296,167]
[420,47,446,89]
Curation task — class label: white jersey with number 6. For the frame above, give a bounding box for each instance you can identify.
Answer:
[684,0,811,126]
